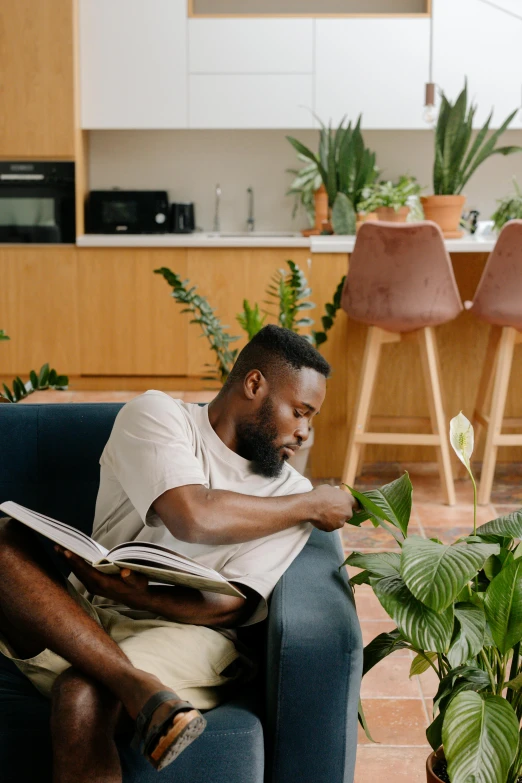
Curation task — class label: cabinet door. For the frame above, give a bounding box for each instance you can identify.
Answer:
[77,249,188,376]
[188,19,313,74]
[433,0,522,129]
[0,0,75,156]
[315,19,430,129]
[0,248,80,377]
[189,75,313,128]
[79,0,188,129]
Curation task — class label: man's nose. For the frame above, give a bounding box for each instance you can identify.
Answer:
[295,420,310,443]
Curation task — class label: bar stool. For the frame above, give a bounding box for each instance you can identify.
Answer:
[467,220,522,505]
[341,221,463,505]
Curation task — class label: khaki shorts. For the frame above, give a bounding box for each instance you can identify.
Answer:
[0,581,246,710]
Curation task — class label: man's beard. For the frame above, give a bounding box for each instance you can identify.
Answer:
[236,397,287,478]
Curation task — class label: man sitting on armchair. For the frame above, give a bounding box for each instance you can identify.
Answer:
[0,325,357,783]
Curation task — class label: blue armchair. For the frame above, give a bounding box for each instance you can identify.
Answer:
[0,403,362,783]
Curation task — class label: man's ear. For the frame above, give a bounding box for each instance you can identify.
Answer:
[243,369,267,400]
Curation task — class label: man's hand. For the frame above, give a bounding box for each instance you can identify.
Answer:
[308,485,359,532]
[55,546,150,608]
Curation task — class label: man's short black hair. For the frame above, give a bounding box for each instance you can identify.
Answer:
[225,324,331,387]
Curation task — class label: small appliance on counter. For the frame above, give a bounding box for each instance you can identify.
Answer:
[170,202,195,234]
[86,189,169,234]
[0,161,75,243]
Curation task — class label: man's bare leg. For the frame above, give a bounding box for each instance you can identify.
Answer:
[0,521,197,781]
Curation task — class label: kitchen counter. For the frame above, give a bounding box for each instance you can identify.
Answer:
[77,233,497,253]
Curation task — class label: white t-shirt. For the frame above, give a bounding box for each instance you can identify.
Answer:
[88,390,313,626]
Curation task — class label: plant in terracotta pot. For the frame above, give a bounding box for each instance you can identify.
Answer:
[286,154,323,232]
[422,81,522,238]
[286,115,378,235]
[358,175,422,223]
[344,413,522,783]
[491,178,522,232]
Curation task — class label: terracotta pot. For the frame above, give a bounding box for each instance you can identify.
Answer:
[356,212,378,232]
[375,206,410,223]
[301,185,331,237]
[420,195,466,238]
[426,748,446,783]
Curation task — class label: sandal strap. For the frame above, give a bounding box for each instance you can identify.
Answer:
[133,690,194,749]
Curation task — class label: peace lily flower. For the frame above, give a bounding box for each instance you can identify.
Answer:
[449,412,478,533]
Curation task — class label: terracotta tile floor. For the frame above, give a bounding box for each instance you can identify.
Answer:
[15,391,522,781]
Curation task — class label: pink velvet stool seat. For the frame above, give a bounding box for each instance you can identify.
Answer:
[467,220,522,505]
[341,221,463,505]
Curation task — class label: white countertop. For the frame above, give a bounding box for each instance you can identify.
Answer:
[77,232,497,253]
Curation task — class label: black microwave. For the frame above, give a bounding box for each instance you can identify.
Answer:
[86,190,169,234]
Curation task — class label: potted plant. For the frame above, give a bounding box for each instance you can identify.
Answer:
[421,81,522,238]
[344,413,522,783]
[0,330,69,403]
[155,263,345,474]
[358,175,422,223]
[286,115,378,235]
[286,155,324,236]
[492,178,522,232]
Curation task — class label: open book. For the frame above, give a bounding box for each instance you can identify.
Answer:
[0,501,244,598]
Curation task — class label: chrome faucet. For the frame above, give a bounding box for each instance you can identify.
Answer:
[246,187,255,232]
[213,184,221,233]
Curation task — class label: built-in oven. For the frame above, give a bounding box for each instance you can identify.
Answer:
[0,161,75,243]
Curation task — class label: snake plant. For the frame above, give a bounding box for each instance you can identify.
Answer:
[433,81,522,195]
[287,115,378,234]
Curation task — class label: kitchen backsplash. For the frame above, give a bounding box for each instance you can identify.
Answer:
[89,128,522,233]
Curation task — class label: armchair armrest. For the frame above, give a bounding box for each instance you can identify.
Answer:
[265,528,363,783]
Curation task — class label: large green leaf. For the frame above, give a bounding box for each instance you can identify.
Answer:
[447,602,486,668]
[485,559,522,653]
[410,651,437,677]
[342,552,401,577]
[347,472,412,537]
[443,692,519,783]
[401,537,499,611]
[428,666,491,752]
[372,574,454,652]
[362,629,410,676]
[331,192,355,234]
[477,510,522,539]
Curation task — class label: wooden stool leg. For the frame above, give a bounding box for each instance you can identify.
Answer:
[341,327,385,488]
[478,326,516,506]
[418,327,456,506]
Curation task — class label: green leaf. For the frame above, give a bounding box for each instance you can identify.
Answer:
[53,375,69,388]
[2,383,14,402]
[347,473,412,537]
[506,671,522,691]
[362,629,410,676]
[401,537,499,611]
[358,699,377,743]
[447,603,486,668]
[477,509,522,538]
[372,574,454,653]
[15,377,27,397]
[29,370,38,390]
[485,558,522,654]
[342,551,401,577]
[349,570,371,586]
[410,651,437,677]
[427,712,444,752]
[331,192,356,235]
[443,692,519,783]
[38,363,50,388]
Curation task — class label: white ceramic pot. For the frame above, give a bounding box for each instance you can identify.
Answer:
[288,427,315,475]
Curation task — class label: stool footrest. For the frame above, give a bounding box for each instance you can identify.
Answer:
[355,432,440,446]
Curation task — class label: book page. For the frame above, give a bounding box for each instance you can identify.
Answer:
[96,560,245,597]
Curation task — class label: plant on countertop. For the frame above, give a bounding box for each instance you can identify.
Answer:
[287,115,378,234]
[155,261,344,380]
[432,81,522,196]
[358,175,422,214]
[0,330,9,341]
[286,154,323,227]
[0,362,69,403]
[491,178,522,232]
[344,413,522,783]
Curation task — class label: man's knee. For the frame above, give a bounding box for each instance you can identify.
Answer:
[51,670,120,732]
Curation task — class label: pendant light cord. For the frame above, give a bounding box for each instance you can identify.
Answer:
[476,0,522,22]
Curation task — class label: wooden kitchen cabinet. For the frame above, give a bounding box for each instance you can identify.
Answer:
[0,0,76,157]
[77,249,189,375]
[0,247,81,376]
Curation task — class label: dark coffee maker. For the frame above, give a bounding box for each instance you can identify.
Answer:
[170,202,195,233]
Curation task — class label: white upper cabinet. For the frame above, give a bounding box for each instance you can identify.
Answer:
[79,0,188,129]
[188,19,314,74]
[314,19,430,129]
[433,0,522,129]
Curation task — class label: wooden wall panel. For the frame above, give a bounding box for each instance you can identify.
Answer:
[0,0,75,157]
[0,247,80,377]
[77,249,188,376]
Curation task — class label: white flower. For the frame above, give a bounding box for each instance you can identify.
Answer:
[450,412,474,468]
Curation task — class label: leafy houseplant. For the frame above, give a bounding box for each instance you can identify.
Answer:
[358,176,422,223]
[492,178,522,232]
[287,115,378,235]
[422,81,522,238]
[344,413,522,783]
[286,154,323,228]
[0,329,69,403]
